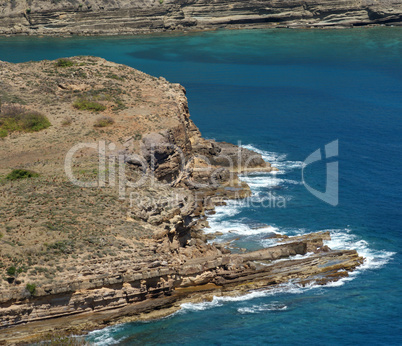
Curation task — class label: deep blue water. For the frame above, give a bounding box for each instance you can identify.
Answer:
[0,28,401,345]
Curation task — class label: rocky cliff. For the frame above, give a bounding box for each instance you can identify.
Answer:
[0,57,363,344]
[0,0,401,35]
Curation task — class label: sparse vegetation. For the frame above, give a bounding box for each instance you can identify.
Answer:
[106,73,124,81]
[26,283,36,295]
[0,128,7,138]
[112,98,127,112]
[6,265,23,283]
[56,58,74,68]
[7,266,17,277]
[46,240,74,254]
[0,57,193,335]
[0,104,51,134]
[94,116,115,127]
[73,98,106,112]
[6,169,39,181]
[61,116,73,126]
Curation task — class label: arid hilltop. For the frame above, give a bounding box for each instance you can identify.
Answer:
[0,0,401,35]
[0,57,363,344]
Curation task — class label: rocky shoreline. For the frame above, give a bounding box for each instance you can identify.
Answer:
[0,232,364,344]
[0,0,401,36]
[0,56,364,344]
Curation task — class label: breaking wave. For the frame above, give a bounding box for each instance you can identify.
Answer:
[325,228,396,273]
[237,302,288,314]
[260,227,396,286]
[179,283,304,313]
[198,144,396,312]
[177,278,354,314]
[87,325,127,345]
[241,144,304,173]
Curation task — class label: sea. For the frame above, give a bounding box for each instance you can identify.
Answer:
[0,27,401,345]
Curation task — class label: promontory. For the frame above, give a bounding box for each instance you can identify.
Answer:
[0,57,363,344]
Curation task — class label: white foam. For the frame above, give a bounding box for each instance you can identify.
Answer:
[178,281,321,314]
[241,144,304,172]
[203,144,395,300]
[217,205,242,218]
[208,218,280,236]
[237,302,288,314]
[205,198,280,236]
[240,175,302,189]
[279,227,396,280]
[258,227,395,290]
[267,252,316,264]
[87,325,126,345]
[323,276,355,287]
[323,228,396,272]
[204,146,301,238]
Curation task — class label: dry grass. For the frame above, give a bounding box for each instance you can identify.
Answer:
[0,104,51,136]
[94,116,114,127]
[61,116,73,126]
[0,56,189,291]
[73,98,106,112]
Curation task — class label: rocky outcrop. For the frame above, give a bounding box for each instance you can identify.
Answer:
[0,0,401,35]
[0,232,363,343]
[194,141,273,172]
[0,57,364,344]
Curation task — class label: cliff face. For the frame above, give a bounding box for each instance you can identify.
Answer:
[0,56,267,339]
[0,0,401,35]
[0,57,364,343]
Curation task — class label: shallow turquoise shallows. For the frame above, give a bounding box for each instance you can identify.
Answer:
[1,27,401,345]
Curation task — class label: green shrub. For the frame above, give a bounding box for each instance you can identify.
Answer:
[26,8,31,14]
[73,98,106,112]
[0,128,7,138]
[6,266,16,276]
[94,116,114,127]
[0,104,51,133]
[56,58,74,67]
[106,73,124,81]
[6,169,39,181]
[6,266,22,278]
[26,283,36,295]
[47,240,74,254]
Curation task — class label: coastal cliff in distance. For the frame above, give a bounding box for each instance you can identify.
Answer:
[0,0,401,35]
[0,57,364,344]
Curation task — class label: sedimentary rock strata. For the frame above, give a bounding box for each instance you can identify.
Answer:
[0,57,364,343]
[0,0,401,36]
[0,232,363,343]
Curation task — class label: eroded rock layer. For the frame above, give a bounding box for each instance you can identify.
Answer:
[0,57,364,344]
[0,0,401,35]
[0,232,363,343]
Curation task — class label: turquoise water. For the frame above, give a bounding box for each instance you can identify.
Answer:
[1,28,401,345]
